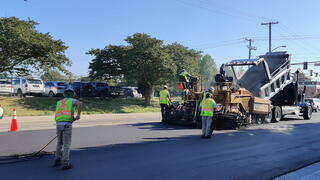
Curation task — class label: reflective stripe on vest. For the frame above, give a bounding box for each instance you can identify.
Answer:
[200,98,215,117]
[159,90,169,104]
[55,98,74,122]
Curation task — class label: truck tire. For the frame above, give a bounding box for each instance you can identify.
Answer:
[303,106,312,120]
[263,112,272,123]
[272,106,282,122]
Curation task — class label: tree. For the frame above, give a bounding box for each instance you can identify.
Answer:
[165,43,202,78]
[40,69,77,82]
[87,46,124,81]
[88,33,176,104]
[0,17,71,75]
[199,54,218,82]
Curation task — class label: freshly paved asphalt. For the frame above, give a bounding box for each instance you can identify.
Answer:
[1,113,320,180]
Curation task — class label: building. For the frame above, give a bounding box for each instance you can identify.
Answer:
[294,69,320,98]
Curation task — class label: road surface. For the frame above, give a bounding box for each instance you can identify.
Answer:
[1,113,320,179]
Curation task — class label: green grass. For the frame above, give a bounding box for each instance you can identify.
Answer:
[0,96,160,116]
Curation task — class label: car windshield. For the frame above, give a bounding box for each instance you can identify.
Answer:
[306,99,313,103]
[0,80,12,84]
[231,65,252,79]
[96,83,108,87]
[27,79,42,84]
[72,82,81,86]
[57,82,67,86]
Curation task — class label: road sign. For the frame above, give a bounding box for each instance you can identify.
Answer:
[303,62,308,70]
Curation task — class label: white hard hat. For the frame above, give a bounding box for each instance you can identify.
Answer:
[164,85,168,89]
[209,87,215,92]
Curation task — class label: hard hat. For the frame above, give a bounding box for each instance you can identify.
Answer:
[164,85,168,89]
[208,87,215,92]
[63,88,75,98]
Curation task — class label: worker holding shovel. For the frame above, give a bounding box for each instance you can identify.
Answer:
[53,89,82,170]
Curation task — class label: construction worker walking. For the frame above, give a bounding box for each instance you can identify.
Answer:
[53,89,82,170]
[159,85,171,122]
[199,93,217,138]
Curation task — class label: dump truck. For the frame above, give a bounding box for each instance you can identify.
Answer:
[164,51,312,129]
[225,51,312,123]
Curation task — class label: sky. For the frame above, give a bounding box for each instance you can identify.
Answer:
[2,0,320,76]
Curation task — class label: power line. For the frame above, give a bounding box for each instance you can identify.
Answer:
[174,0,260,24]
[274,26,319,56]
[279,24,320,53]
[198,41,246,50]
[197,0,269,22]
[175,0,320,56]
[192,38,245,48]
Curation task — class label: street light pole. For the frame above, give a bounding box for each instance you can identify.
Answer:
[271,45,286,52]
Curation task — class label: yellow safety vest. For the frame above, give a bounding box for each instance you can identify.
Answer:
[159,90,169,105]
[200,98,215,117]
[55,98,74,122]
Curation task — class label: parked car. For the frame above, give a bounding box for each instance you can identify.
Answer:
[12,78,45,97]
[90,82,110,98]
[122,87,142,98]
[44,81,69,97]
[70,82,94,97]
[0,78,14,95]
[109,86,124,98]
[305,98,320,112]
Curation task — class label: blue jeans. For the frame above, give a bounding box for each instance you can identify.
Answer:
[201,116,213,137]
[55,124,72,165]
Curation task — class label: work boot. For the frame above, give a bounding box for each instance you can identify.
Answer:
[62,164,73,170]
[53,159,61,167]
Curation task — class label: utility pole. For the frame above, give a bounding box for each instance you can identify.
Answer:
[245,38,257,59]
[261,21,278,52]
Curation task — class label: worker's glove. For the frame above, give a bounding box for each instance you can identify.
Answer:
[75,115,81,120]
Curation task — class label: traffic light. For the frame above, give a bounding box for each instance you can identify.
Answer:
[303,62,308,70]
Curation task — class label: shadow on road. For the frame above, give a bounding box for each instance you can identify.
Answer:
[129,122,196,130]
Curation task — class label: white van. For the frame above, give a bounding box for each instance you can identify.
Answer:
[13,78,45,97]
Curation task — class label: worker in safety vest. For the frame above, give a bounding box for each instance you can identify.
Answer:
[199,93,217,138]
[159,85,172,122]
[179,69,191,89]
[53,89,82,170]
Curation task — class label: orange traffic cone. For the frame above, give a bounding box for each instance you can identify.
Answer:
[10,108,18,132]
[178,82,184,89]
